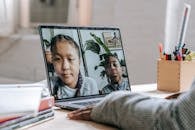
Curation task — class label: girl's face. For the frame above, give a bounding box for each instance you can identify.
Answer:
[52,41,80,89]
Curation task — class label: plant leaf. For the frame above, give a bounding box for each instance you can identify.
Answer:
[100,70,106,79]
[120,59,126,66]
[43,39,50,47]
[99,61,105,67]
[90,33,111,54]
[94,65,98,70]
[85,40,101,54]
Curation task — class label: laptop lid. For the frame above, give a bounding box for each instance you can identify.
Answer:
[38,26,131,106]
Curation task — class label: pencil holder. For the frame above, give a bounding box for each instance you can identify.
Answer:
[157,59,195,92]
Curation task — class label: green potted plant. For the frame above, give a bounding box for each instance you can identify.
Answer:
[83,33,127,79]
[83,33,115,78]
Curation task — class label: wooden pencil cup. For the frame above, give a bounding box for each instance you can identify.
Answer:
[157,59,195,92]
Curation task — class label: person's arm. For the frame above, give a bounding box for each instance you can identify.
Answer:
[68,91,174,129]
[68,80,195,129]
[90,91,174,129]
[91,81,195,129]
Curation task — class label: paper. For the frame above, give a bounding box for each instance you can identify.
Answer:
[0,84,43,119]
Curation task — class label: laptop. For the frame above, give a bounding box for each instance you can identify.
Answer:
[38,26,131,110]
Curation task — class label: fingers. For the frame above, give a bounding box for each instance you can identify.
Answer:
[68,110,91,120]
[67,106,93,121]
[68,106,92,115]
[67,110,91,120]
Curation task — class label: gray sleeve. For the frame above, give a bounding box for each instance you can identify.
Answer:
[90,82,195,130]
[173,80,195,130]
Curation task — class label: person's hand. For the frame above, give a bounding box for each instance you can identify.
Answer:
[165,92,183,99]
[67,106,93,121]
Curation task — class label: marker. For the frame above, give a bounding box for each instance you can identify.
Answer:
[177,52,182,61]
[165,54,172,60]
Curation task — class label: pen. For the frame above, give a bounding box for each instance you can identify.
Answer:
[177,4,191,58]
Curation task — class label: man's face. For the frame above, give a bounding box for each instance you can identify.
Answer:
[52,41,80,88]
[105,56,122,83]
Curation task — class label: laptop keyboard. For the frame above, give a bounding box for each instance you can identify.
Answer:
[73,100,101,106]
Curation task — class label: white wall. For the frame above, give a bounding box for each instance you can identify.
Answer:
[90,0,195,85]
[91,0,165,84]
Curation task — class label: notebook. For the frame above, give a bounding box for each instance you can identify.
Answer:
[38,26,131,110]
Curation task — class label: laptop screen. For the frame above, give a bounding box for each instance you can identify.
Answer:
[39,26,131,100]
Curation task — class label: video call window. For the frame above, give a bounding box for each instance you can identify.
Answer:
[39,26,130,99]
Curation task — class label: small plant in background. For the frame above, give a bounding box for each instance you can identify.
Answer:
[43,39,51,51]
[83,33,127,78]
[84,33,111,55]
[83,33,111,78]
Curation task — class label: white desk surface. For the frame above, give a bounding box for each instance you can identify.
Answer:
[131,83,174,98]
[25,83,174,130]
[26,108,117,130]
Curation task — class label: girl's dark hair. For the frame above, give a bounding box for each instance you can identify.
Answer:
[50,34,80,58]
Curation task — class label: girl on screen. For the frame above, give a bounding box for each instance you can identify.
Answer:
[50,34,99,99]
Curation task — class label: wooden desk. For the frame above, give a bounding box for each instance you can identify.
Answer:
[25,83,174,130]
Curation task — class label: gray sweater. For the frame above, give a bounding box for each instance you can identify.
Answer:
[54,76,99,99]
[91,80,195,130]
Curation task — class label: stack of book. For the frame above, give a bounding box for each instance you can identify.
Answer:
[0,84,55,130]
